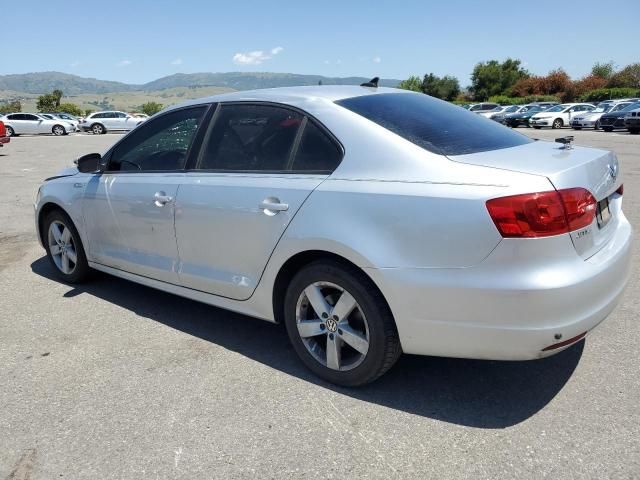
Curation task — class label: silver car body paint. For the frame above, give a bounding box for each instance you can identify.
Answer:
[35,86,633,360]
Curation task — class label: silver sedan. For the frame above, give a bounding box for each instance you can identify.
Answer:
[34,86,633,386]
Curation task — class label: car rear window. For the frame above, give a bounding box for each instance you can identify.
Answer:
[336,93,532,156]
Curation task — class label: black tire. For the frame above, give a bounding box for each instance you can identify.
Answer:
[284,260,401,386]
[533,126,541,129]
[572,127,582,130]
[629,129,640,135]
[5,126,15,137]
[603,127,613,132]
[91,123,105,135]
[43,209,90,283]
[594,121,600,130]
[552,118,563,129]
[52,124,66,136]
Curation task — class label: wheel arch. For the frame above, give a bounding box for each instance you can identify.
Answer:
[37,201,75,247]
[271,249,392,325]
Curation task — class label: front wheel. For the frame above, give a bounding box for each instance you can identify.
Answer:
[629,129,640,135]
[552,118,563,129]
[284,261,401,386]
[91,123,105,135]
[594,121,600,130]
[43,210,90,283]
[603,127,613,132]
[572,127,582,130]
[533,126,541,129]
[52,125,66,136]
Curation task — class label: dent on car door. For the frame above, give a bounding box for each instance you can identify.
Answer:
[82,105,209,283]
[174,104,343,300]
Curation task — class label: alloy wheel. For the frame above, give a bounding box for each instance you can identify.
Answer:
[295,281,370,371]
[47,220,77,274]
[53,126,65,136]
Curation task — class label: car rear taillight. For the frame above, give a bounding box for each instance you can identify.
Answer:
[0,121,5,137]
[486,188,596,238]
[616,184,624,195]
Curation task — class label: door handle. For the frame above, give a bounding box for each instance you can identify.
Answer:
[154,191,174,207]
[259,198,289,215]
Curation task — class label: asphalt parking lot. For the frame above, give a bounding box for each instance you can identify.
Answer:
[1,128,639,479]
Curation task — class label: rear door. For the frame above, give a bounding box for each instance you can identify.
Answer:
[175,103,343,300]
[83,105,209,282]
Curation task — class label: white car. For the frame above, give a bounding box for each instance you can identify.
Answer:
[479,105,518,118]
[571,101,633,130]
[1,113,76,136]
[39,114,79,132]
[34,86,632,386]
[80,111,146,134]
[529,103,596,129]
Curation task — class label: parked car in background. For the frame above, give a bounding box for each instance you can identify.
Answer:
[529,103,596,129]
[479,105,515,118]
[599,102,640,132]
[623,108,640,134]
[0,120,9,147]
[35,86,632,386]
[1,113,76,136]
[43,112,81,130]
[570,101,633,130]
[79,111,146,134]
[503,105,548,127]
[468,103,501,114]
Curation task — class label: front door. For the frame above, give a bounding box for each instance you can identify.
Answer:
[83,105,209,283]
[175,103,343,300]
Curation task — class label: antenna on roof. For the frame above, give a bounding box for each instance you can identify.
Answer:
[360,77,379,88]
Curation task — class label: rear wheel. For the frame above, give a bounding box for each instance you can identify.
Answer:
[5,126,15,137]
[91,123,105,135]
[284,261,401,386]
[52,125,66,136]
[552,118,563,129]
[43,210,90,283]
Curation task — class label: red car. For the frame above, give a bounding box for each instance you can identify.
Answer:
[0,120,9,147]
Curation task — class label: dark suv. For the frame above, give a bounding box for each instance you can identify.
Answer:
[599,102,640,132]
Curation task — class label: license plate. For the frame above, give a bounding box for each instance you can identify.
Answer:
[597,197,611,228]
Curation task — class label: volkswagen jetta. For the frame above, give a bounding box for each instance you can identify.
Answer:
[34,86,633,386]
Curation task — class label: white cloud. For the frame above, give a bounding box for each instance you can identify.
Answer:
[117,59,132,67]
[170,58,183,65]
[232,47,283,65]
[70,61,80,68]
[373,56,381,63]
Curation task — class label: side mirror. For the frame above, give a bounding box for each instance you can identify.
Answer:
[76,153,103,173]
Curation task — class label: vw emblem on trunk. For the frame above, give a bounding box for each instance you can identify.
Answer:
[608,163,618,181]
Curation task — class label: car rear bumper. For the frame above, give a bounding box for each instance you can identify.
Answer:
[571,121,596,128]
[0,136,9,145]
[367,214,633,360]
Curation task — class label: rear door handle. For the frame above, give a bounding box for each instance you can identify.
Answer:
[259,198,289,214]
[154,191,174,207]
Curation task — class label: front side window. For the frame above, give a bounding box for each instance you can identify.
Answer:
[336,93,532,156]
[108,106,207,172]
[198,104,303,171]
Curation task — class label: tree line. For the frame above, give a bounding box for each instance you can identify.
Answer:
[399,59,640,104]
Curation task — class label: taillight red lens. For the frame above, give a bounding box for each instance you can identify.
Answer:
[0,121,5,137]
[616,184,624,195]
[486,188,596,238]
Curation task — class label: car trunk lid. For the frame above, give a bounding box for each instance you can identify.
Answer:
[449,140,622,259]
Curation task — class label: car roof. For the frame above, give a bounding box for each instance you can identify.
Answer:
[168,85,402,111]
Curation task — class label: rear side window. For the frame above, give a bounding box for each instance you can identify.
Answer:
[290,120,342,172]
[336,93,532,156]
[198,104,303,171]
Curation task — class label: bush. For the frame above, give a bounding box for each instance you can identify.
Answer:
[140,101,163,116]
[57,103,83,116]
[579,88,640,102]
[488,94,559,105]
[0,100,22,114]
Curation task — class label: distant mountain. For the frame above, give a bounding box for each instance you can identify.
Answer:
[0,71,400,95]
[141,72,400,91]
[0,72,137,95]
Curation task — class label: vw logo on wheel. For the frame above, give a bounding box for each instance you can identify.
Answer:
[325,317,338,332]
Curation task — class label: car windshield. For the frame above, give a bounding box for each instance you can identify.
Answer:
[504,106,519,113]
[593,105,613,113]
[621,102,640,112]
[545,105,568,113]
[336,93,532,156]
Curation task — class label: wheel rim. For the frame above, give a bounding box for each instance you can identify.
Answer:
[6,127,13,136]
[53,126,64,135]
[296,281,370,371]
[554,120,562,129]
[47,221,77,275]
[93,125,102,134]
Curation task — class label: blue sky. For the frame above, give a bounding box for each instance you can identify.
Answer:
[4,0,638,86]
